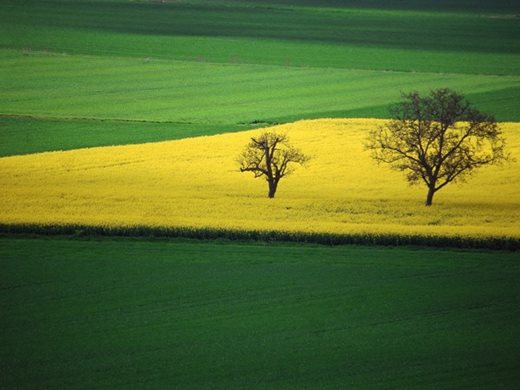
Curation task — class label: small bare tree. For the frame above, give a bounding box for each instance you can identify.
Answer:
[366,89,508,206]
[238,131,309,198]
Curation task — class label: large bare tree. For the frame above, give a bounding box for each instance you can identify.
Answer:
[366,89,508,206]
[238,131,309,198]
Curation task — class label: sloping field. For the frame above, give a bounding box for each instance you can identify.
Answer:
[2,237,519,388]
[2,0,518,74]
[1,49,518,157]
[1,0,519,155]
[1,119,519,243]
[2,50,518,125]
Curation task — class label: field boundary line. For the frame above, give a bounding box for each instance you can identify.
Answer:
[0,223,517,251]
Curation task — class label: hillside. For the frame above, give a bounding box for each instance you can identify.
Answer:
[1,0,519,155]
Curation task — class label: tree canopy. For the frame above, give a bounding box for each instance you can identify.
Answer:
[238,132,309,198]
[366,88,508,205]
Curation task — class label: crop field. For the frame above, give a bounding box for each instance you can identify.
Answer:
[1,0,520,387]
[1,237,520,389]
[1,0,520,155]
[1,119,519,246]
[1,49,518,157]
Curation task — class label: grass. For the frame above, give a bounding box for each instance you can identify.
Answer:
[3,50,517,124]
[2,0,518,69]
[1,0,519,154]
[0,115,257,157]
[1,50,518,155]
[1,236,519,388]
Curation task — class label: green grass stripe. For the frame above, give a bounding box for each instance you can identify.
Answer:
[2,50,518,125]
[1,0,519,75]
[2,25,519,76]
[0,115,259,157]
[2,0,518,54]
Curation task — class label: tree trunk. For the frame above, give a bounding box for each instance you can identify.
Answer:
[425,186,435,206]
[267,180,277,198]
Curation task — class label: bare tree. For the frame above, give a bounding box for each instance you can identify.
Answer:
[238,131,309,198]
[366,88,508,206]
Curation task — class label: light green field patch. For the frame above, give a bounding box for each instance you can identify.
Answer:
[2,49,519,125]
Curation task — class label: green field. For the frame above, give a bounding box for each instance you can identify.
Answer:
[1,0,519,155]
[1,237,519,388]
[0,115,256,157]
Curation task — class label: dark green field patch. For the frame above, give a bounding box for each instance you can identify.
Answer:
[466,87,520,122]
[0,116,254,157]
[1,0,519,75]
[249,0,519,13]
[3,0,518,53]
[1,237,519,388]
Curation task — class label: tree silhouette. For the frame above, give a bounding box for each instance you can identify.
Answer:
[238,131,309,198]
[366,89,508,206]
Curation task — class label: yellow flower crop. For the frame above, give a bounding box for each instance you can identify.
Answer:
[1,119,519,240]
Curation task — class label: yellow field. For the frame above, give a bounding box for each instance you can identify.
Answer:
[1,119,519,239]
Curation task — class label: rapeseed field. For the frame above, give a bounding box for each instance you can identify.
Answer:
[0,119,519,240]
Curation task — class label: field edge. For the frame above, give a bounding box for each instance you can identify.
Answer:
[1,222,518,251]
